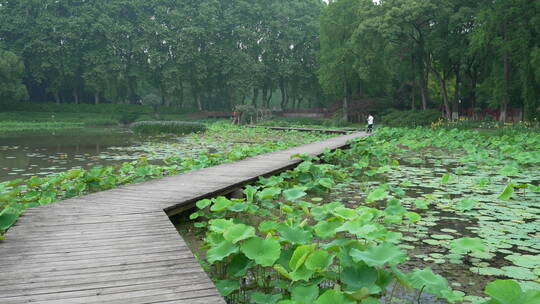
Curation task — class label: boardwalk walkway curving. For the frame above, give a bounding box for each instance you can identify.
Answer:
[0,131,367,304]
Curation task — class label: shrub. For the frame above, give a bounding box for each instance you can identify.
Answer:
[380,109,442,127]
[131,121,207,135]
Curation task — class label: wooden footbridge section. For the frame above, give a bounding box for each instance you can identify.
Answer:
[0,131,367,304]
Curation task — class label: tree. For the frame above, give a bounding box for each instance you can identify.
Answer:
[0,49,28,102]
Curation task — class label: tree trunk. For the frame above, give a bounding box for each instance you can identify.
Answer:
[73,88,79,104]
[419,68,429,110]
[252,88,259,108]
[266,89,273,108]
[500,51,509,122]
[439,79,451,120]
[94,92,100,105]
[279,79,288,109]
[451,71,460,120]
[53,91,60,104]
[342,81,348,122]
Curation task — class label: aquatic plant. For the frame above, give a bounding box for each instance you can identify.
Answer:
[131,120,207,135]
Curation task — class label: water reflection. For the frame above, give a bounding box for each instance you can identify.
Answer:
[0,128,160,182]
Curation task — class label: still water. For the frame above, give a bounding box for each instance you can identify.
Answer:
[0,128,186,182]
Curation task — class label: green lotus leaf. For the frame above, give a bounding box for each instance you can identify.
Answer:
[289,244,316,271]
[408,268,453,299]
[456,198,477,211]
[469,266,505,276]
[290,284,319,304]
[227,253,254,277]
[279,225,313,245]
[414,199,430,209]
[241,236,281,267]
[338,220,380,238]
[450,238,487,254]
[0,210,18,231]
[501,266,538,280]
[505,255,540,268]
[332,207,358,220]
[290,264,315,282]
[315,289,355,304]
[250,291,283,304]
[208,218,234,233]
[210,196,233,211]
[406,212,421,222]
[215,279,240,296]
[498,165,519,177]
[498,184,514,201]
[223,223,256,244]
[318,178,335,189]
[207,240,239,264]
[276,301,299,304]
[274,264,292,280]
[441,174,451,184]
[350,243,407,268]
[485,280,540,304]
[258,187,282,200]
[366,188,389,202]
[305,250,334,271]
[195,198,211,209]
[314,220,342,239]
[243,186,257,203]
[340,264,377,291]
[283,187,307,201]
[259,221,280,233]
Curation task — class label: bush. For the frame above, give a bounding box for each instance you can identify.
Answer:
[131,121,207,135]
[380,109,442,127]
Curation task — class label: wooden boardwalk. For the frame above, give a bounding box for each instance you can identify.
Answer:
[0,131,367,304]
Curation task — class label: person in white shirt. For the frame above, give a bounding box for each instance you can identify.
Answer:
[367,114,374,133]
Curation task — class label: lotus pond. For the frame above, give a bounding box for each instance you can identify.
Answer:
[178,127,540,304]
[0,123,334,235]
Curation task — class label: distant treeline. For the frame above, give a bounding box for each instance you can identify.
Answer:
[0,0,324,110]
[1,0,539,121]
[319,0,540,121]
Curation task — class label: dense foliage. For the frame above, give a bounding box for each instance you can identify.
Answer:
[319,0,540,121]
[131,121,207,135]
[0,0,324,110]
[189,127,539,303]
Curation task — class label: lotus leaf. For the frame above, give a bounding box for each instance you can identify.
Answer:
[227,253,253,277]
[498,184,514,201]
[207,240,239,263]
[208,219,234,233]
[290,284,319,304]
[215,279,240,296]
[450,237,487,254]
[501,266,538,280]
[241,236,281,267]
[283,187,307,201]
[485,280,540,304]
[210,196,233,212]
[259,221,280,233]
[340,264,377,291]
[250,291,283,304]
[305,250,334,271]
[505,255,540,268]
[0,210,18,231]
[350,243,407,268]
[314,220,342,239]
[332,207,358,220]
[315,289,355,304]
[318,178,334,189]
[279,225,313,245]
[408,268,453,299]
[258,187,282,200]
[290,265,315,282]
[223,223,255,244]
[366,188,389,202]
[289,244,316,271]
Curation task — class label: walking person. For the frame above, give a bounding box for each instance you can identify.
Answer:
[367,114,374,133]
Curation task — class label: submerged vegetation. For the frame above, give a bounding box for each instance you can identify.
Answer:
[182,127,540,303]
